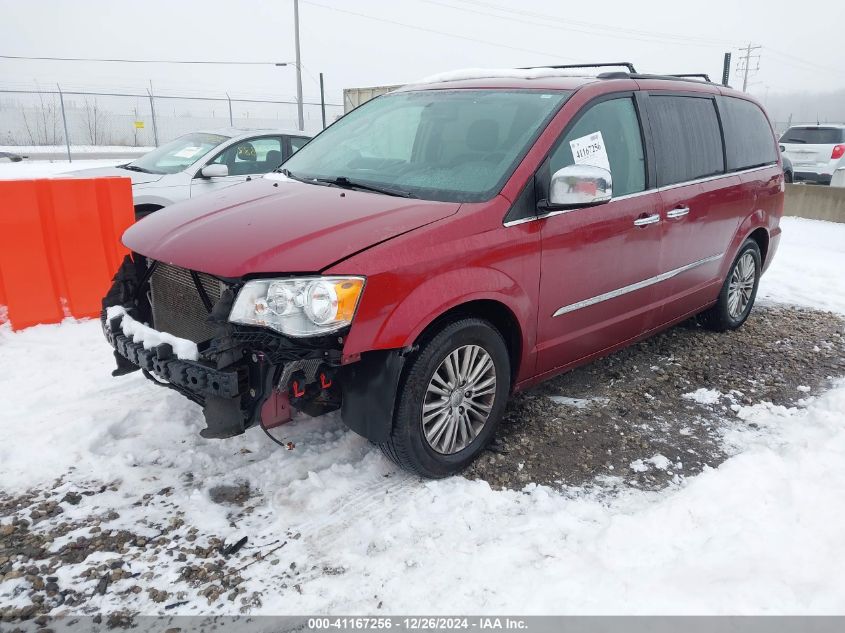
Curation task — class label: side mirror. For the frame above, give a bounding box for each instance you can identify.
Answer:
[548,164,612,207]
[200,164,228,178]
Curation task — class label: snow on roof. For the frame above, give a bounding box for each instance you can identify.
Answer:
[415,67,596,84]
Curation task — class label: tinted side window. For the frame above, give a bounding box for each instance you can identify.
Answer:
[648,96,724,186]
[549,97,646,197]
[721,97,777,170]
[210,136,283,175]
[290,136,310,154]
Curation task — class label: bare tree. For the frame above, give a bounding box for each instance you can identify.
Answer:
[20,90,61,145]
[82,97,108,145]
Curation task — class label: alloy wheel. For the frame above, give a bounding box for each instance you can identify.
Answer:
[421,344,497,455]
[728,252,757,319]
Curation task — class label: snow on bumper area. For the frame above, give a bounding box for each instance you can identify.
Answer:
[1,217,845,615]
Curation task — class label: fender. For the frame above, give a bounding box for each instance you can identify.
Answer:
[342,266,536,379]
[720,208,772,280]
[337,269,531,443]
[720,166,784,277]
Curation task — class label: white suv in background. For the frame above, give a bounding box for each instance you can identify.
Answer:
[779,124,845,185]
[69,128,311,217]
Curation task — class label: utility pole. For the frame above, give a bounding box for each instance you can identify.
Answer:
[293,0,304,131]
[737,42,761,92]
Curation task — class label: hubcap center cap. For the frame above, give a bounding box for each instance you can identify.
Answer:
[449,390,465,407]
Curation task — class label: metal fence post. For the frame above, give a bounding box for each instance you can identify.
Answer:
[56,84,72,162]
[147,84,159,147]
[227,93,233,126]
[319,73,326,130]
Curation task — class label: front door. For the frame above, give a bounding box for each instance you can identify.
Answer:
[191,136,283,198]
[535,95,663,375]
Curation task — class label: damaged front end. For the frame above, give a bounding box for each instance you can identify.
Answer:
[101,255,346,439]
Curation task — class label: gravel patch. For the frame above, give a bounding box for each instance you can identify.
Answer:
[466,305,845,490]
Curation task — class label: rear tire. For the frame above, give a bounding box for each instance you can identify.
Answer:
[380,318,510,478]
[698,239,762,332]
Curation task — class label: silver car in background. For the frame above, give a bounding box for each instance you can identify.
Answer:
[70,128,311,217]
[779,124,845,185]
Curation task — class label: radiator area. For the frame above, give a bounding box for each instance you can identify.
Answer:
[149,262,224,343]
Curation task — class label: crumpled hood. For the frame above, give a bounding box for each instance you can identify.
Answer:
[122,177,460,277]
[63,165,164,185]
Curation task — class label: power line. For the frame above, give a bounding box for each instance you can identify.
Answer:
[447,0,737,47]
[0,54,292,66]
[0,87,341,107]
[764,47,842,75]
[300,0,585,63]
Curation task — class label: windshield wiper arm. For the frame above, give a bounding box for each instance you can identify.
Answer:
[315,176,416,198]
[120,164,153,173]
[275,168,307,182]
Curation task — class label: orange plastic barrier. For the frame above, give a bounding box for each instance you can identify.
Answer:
[0,177,134,330]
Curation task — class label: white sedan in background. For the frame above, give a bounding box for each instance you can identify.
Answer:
[70,128,311,217]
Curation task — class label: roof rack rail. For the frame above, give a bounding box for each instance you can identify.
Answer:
[595,71,722,86]
[520,62,638,74]
[667,73,712,81]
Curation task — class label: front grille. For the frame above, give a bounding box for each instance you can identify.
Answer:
[149,262,224,343]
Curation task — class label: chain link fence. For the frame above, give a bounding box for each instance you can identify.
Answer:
[0,87,343,155]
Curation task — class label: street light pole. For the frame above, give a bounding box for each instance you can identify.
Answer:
[293,0,304,131]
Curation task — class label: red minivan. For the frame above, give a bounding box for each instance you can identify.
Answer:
[103,64,784,478]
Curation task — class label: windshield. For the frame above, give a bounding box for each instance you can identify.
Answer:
[780,127,845,145]
[282,89,571,202]
[127,133,229,174]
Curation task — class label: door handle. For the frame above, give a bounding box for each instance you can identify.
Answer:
[666,206,690,220]
[633,214,661,227]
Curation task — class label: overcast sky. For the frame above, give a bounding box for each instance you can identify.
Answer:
[1,0,842,107]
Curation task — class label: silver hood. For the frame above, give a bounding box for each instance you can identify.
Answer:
[62,165,164,185]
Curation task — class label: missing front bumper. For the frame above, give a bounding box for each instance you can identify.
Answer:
[103,312,241,400]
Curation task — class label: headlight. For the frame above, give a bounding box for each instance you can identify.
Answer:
[229,276,365,337]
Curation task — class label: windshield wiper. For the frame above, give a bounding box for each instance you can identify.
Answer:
[119,164,154,173]
[275,168,307,182]
[314,176,417,199]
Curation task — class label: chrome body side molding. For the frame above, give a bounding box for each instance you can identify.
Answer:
[552,253,724,317]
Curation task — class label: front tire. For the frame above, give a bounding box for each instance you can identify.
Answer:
[380,318,511,478]
[698,239,762,332]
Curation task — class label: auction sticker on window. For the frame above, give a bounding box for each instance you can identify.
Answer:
[569,131,610,171]
[174,146,203,159]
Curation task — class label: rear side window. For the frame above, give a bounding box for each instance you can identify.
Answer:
[290,136,310,154]
[780,127,845,144]
[549,97,646,197]
[648,95,724,186]
[720,97,777,170]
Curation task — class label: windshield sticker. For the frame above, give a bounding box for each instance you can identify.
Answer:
[569,131,610,171]
[173,146,203,159]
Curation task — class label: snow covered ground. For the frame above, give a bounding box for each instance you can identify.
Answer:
[1,145,153,155]
[1,209,845,614]
[0,159,126,179]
